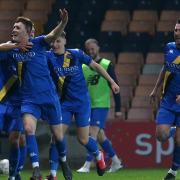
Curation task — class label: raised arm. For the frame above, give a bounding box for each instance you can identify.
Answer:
[89,60,120,94]
[44,8,68,44]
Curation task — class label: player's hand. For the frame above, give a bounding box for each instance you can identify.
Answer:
[115,111,122,118]
[176,95,180,104]
[17,42,33,52]
[149,90,157,104]
[59,8,68,26]
[111,82,120,94]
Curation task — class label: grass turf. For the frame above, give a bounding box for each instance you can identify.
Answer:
[0,169,180,180]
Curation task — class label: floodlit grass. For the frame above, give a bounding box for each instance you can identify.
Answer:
[1,169,180,180]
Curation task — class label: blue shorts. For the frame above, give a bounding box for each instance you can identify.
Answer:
[21,90,62,125]
[61,104,91,127]
[156,107,180,126]
[0,103,23,133]
[90,108,109,129]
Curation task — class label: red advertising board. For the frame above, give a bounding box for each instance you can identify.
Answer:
[105,121,174,168]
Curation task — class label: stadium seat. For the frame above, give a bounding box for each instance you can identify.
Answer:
[127,108,154,121]
[136,0,162,10]
[149,31,174,52]
[105,10,130,23]
[131,96,152,108]
[99,31,122,52]
[0,10,20,21]
[99,52,116,64]
[134,85,154,97]
[0,21,12,31]
[109,0,136,10]
[146,52,164,64]
[117,52,144,65]
[119,86,134,109]
[0,30,11,43]
[129,20,155,35]
[132,10,158,24]
[101,20,128,35]
[162,0,180,10]
[0,0,24,10]
[115,64,141,77]
[157,21,175,33]
[118,74,137,87]
[138,74,158,86]
[142,64,162,74]
[121,32,152,54]
[120,85,134,96]
[25,0,54,12]
[22,10,48,23]
[121,96,131,109]
[160,10,180,22]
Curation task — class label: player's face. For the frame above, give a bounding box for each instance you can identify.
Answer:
[85,42,99,59]
[12,22,29,43]
[52,37,66,51]
[174,23,180,46]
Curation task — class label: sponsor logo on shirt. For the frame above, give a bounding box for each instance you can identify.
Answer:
[13,51,35,61]
[165,62,180,73]
[54,65,79,76]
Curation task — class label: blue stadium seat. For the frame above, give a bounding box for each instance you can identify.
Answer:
[121,32,152,54]
[99,31,122,53]
[108,0,136,10]
[149,32,174,52]
[142,64,162,74]
[136,0,163,10]
[163,0,180,10]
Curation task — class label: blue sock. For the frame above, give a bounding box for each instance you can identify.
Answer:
[55,138,66,160]
[9,145,20,177]
[86,152,94,162]
[85,137,99,157]
[26,135,39,167]
[49,143,59,171]
[172,145,180,171]
[17,145,27,173]
[168,127,176,138]
[101,139,115,158]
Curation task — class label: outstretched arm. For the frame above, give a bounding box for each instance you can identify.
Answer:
[44,8,68,44]
[0,41,32,51]
[89,60,120,94]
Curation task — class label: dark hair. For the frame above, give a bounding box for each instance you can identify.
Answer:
[85,38,99,46]
[176,18,180,24]
[15,16,33,34]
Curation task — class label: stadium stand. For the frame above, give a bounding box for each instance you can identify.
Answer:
[0,0,176,122]
[0,0,179,168]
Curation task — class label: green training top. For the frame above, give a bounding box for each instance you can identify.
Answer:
[83,58,111,108]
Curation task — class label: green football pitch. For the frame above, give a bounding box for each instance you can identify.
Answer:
[0,169,180,180]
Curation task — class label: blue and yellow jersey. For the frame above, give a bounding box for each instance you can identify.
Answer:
[0,60,19,104]
[161,42,180,112]
[47,49,92,107]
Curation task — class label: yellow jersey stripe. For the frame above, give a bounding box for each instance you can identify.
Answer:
[0,75,18,101]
